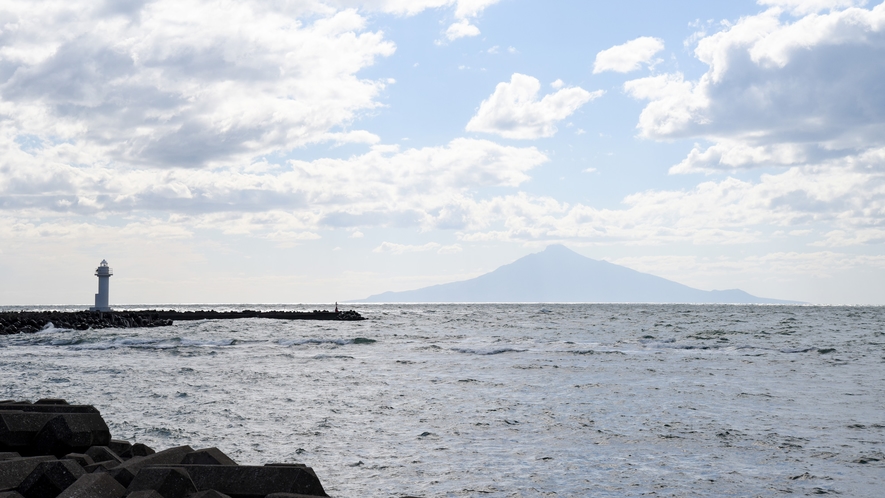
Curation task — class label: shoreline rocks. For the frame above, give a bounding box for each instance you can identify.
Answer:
[0,399,329,498]
[0,310,364,336]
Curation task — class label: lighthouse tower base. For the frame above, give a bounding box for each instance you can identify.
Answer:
[90,259,113,312]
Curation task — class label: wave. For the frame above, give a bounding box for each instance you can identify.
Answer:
[451,347,525,355]
[277,337,377,347]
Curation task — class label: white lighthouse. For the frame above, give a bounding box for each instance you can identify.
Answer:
[90,259,113,312]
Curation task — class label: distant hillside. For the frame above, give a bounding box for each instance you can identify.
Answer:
[357,245,799,304]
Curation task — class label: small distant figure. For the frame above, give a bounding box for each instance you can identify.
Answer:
[335,302,339,313]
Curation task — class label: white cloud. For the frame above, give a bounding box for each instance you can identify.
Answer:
[626,3,885,173]
[0,1,395,170]
[0,137,548,233]
[437,243,463,254]
[466,73,603,139]
[757,0,866,16]
[374,242,440,254]
[350,231,365,238]
[329,0,500,18]
[446,19,481,40]
[453,0,501,18]
[551,79,564,89]
[593,37,665,74]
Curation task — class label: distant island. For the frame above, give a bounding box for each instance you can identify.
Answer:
[356,245,800,304]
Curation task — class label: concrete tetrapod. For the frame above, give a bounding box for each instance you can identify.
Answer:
[0,457,56,491]
[16,460,85,498]
[0,412,58,453]
[0,400,333,497]
[171,465,328,497]
[31,414,111,457]
[126,467,197,498]
[55,473,125,498]
[190,491,232,498]
[181,448,237,467]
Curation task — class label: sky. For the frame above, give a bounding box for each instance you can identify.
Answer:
[1,0,884,305]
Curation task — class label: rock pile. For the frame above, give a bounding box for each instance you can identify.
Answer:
[0,399,329,498]
[0,312,172,335]
[0,309,365,336]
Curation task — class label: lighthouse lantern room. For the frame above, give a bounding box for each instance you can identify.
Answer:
[90,259,113,312]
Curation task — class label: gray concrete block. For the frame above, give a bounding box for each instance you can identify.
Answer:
[31,415,111,457]
[120,444,154,460]
[86,447,123,465]
[15,460,84,498]
[115,446,193,477]
[181,448,236,466]
[107,468,135,488]
[56,473,125,498]
[0,406,98,416]
[175,465,328,497]
[83,462,117,474]
[0,412,56,451]
[124,491,163,498]
[0,456,56,491]
[126,467,196,498]
[0,491,24,498]
[107,441,131,458]
[62,454,94,468]
[190,491,231,498]
[0,455,20,462]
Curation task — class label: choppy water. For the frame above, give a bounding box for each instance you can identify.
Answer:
[1,304,884,497]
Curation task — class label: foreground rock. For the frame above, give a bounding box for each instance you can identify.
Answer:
[0,400,329,498]
[0,309,364,335]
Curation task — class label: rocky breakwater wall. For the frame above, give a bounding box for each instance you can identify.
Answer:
[0,399,329,498]
[0,309,364,336]
[0,312,172,335]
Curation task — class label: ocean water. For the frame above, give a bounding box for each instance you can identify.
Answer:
[1,304,883,497]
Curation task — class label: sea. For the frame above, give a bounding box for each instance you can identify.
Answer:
[1,304,883,497]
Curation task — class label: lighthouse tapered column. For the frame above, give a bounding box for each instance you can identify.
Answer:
[91,260,113,312]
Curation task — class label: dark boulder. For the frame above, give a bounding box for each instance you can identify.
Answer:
[125,491,163,498]
[0,412,57,452]
[31,414,111,457]
[190,491,231,498]
[175,465,327,497]
[106,441,131,459]
[84,447,122,466]
[83,462,117,474]
[61,454,93,468]
[106,468,135,488]
[126,467,196,498]
[0,406,99,416]
[119,443,154,460]
[55,473,125,498]
[15,460,84,498]
[0,456,56,492]
[181,448,236,466]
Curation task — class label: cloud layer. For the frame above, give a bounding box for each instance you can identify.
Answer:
[593,36,665,74]
[625,3,885,173]
[0,2,409,172]
[466,74,602,139]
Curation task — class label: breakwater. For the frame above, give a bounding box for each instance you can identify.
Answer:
[0,309,364,335]
[0,398,329,497]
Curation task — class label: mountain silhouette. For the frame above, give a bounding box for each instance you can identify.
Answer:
[357,245,798,303]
